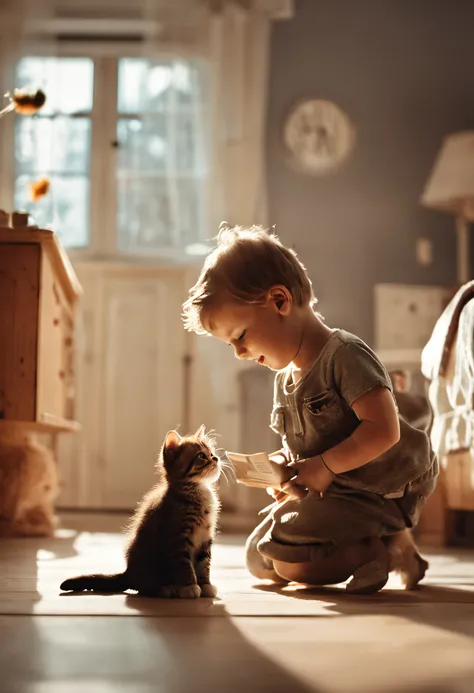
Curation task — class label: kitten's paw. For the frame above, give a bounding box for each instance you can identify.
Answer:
[155,585,176,599]
[176,584,201,599]
[199,583,218,598]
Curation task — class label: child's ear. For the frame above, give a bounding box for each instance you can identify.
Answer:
[269,286,292,316]
[164,430,182,456]
[195,424,206,440]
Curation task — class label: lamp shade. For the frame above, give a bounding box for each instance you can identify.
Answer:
[421,131,474,221]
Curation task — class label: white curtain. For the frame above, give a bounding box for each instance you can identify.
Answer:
[208,2,271,229]
[142,0,281,234]
[138,0,289,252]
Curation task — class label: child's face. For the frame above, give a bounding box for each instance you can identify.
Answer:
[203,294,301,371]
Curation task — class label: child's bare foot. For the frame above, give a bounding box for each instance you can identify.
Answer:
[385,529,429,590]
[402,554,429,590]
[346,537,390,594]
[346,559,389,594]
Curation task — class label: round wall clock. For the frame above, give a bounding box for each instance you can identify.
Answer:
[282,99,355,176]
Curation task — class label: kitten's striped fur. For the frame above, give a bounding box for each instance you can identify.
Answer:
[60,426,221,598]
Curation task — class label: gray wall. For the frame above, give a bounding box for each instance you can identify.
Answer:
[267,0,474,344]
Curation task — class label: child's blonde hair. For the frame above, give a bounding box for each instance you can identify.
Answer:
[182,225,316,334]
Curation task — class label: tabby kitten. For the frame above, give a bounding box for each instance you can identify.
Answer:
[60,426,221,598]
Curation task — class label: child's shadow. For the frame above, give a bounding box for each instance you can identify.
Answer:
[252,580,474,639]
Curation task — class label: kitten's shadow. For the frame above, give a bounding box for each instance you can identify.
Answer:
[59,590,227,609]
[123,592,227,615]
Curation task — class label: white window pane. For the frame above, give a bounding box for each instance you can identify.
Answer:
[116,175,206,254]
[117,118,167,173]
[14,175,90,248]
[176,178,206,247]
[117,177,173,251]
[117,113,208,176]
[15,57,94,114]
[175,112,205,172]
[15,117,91,174]
[118,58,208,114]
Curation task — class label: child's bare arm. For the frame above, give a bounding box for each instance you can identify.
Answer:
[323,386,400,473]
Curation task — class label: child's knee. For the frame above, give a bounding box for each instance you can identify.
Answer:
[246,554,278,581]
[245,535,268,575]
[245,533,281,581]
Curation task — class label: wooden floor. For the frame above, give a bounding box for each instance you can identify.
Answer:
[1,513,474,693]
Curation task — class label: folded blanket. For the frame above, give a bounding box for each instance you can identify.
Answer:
[422,280,474,380]
[422,280,474,456]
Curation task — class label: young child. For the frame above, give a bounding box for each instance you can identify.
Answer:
[182,226,438,594]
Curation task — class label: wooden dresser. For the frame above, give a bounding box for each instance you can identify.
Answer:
[0,226,82,433]
[0,224,82,535]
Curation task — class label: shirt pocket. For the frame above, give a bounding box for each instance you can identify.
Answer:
[304,390,342,421]
[303,389,360,447]
[270,405,286,436]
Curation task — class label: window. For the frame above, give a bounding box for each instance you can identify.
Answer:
[11,54,210,259]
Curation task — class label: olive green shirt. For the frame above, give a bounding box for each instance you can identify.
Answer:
[270,329,438,498]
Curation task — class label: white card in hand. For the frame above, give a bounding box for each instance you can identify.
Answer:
[226,451,287,489]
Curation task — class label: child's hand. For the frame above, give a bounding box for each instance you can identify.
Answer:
[269,449,289,465]
[266,483,307,502]
[286,455,334,497]
[266,451,307,501]
[266,487,291,503]
[267,467,307,502]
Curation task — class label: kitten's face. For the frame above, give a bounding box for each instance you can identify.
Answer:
[161,427,220,485]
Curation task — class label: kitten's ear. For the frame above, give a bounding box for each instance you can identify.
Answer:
[195,424,206,440]
[164,430,182,455]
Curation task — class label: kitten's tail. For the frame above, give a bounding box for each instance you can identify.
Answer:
[60,572,128,593]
